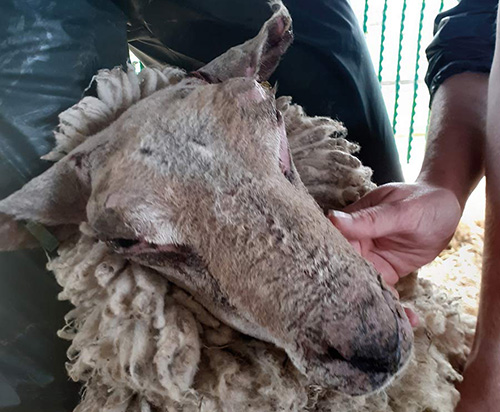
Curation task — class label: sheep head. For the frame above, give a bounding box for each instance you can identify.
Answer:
[0,1,412,395]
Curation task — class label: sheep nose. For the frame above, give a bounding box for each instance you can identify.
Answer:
[324,323,401,376]
[349,314,402,375]
[349,344,401,375]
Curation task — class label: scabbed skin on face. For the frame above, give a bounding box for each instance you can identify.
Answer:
[0,1,413,396]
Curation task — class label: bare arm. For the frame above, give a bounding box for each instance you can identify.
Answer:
[330,3,497,410]
[329,74,487,283]
[418,72,487,209]
[455,21,500,411]
[478,39,500,359]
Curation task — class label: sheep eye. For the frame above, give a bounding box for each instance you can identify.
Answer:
[107,238,140,249]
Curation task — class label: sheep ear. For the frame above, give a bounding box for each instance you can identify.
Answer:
[192,1,293,82]
[0,158,90,251]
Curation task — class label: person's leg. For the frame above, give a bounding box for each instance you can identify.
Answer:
[0,1,128,410]
[125,0,404,184]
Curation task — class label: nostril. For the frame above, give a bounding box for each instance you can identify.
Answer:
[350,317,402,375]
[349,353,399,375]
[189,70,216,83]
[325,345,399,374]
[327,346,348,362]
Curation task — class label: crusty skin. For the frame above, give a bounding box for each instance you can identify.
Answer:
[0,0,412,397]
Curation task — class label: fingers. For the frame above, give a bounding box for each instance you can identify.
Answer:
[389,288,420,327]
[328,184,417,240]
[347,238,362,255]
[388,284,399,299]
[328,201,412,240]
[387,281,420,328]
[342,183,407,213]
[404,306,420,327]
[370,254,400,286]
[342,189,385,213]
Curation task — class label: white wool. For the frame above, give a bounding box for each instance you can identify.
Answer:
[43,65,185,161]
[43,66,477,412]
[49,237,475,412]
[277,96,376,210]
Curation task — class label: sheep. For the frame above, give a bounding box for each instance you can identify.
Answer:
[0,2,476,411]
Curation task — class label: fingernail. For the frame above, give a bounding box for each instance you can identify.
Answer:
[328,210,352,221]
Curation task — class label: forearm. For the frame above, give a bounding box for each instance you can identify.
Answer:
[474,23,500,354]
[417,73,488,209]
[473,203,500,354]
[472,144,500,354]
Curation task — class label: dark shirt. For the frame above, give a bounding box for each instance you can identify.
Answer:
[115,0,406,183]
[426,0,497,101]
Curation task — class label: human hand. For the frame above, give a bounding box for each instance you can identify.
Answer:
[328,182,461,286]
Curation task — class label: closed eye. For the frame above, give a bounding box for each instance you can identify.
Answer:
[189,70,216,83]
[107,238,140,249]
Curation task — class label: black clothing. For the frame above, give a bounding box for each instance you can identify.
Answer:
[117,0,405,184]
[426,0,497,101]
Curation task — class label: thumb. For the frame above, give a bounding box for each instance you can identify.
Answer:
[328,202,409,240]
